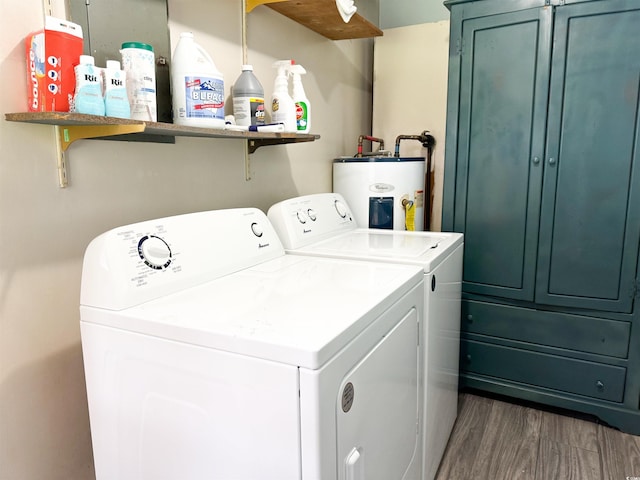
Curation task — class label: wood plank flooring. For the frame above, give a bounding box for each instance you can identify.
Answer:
[435,392,640,480]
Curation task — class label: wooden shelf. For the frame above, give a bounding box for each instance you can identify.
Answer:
[5,112,319,153]
[5,112,320,186]
[255,0,383,40]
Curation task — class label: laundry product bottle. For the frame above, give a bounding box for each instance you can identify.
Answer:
[171,32,225,128]
[74,55,105,116]
[290,64,311,133]
[232,65,265,126]
[270,60,296,132]
[104,60,131,119]
[120,42,156,121]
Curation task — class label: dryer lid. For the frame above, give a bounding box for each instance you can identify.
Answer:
[81,254,423,369]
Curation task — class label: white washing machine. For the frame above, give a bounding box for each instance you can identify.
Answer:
[79,207,425,480]
[268,193,463,480]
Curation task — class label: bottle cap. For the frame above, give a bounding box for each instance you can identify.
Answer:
[106,60,121,70]
[121,42,154,52]
[79,55,95,65]
[242,64,254,71]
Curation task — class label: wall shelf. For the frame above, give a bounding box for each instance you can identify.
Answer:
[5,112,319,186]
[249,0,383,40]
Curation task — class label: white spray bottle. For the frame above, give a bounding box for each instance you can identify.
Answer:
[271,60,296,132]
[290,64,311,133]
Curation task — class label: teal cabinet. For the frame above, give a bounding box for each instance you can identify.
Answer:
[443,0,640,434]
[537,1,640,313]
[446,4,551,302]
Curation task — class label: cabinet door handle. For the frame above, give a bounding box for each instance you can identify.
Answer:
[548,157,556,165]
[532,156,541,165]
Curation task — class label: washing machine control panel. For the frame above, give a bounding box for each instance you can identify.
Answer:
[268,193,357,250]
[81,208,285,310]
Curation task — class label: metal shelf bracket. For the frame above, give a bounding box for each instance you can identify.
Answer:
[54,123,146,188]
[246,0,287,13]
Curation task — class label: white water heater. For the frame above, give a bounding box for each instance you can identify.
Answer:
[333,157,426,231]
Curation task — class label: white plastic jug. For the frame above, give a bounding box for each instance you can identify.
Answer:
[121,42,156,121]
[171,32,225,128]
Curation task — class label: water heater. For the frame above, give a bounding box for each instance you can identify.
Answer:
[333,156,426,231]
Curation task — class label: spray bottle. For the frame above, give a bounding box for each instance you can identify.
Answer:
[290,64,311,133]
[271,60,296,132]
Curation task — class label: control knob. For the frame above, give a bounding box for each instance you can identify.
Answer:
[307,208,317,221]
[251,222,264,237]
[138,235,172,270]
[334,200,348,218]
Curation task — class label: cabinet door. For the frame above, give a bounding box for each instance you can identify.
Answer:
[449,8,552,301]
[536,0,640,313]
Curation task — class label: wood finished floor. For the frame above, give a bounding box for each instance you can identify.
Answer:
[435,392,640,480]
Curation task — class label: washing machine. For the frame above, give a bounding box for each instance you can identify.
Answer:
[333,156,426,231]
[268,193,463,480]
[79,207,424,480]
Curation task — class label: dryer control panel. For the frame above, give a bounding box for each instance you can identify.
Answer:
[80,208,285,310]
[268,193,357,250]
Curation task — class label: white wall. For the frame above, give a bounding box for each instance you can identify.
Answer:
[380,0,449,29]
[373,20,450,231]
[0,0,374,478]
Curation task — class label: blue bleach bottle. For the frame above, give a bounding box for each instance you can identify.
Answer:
[73,55,105,116]
[104,60,131,118]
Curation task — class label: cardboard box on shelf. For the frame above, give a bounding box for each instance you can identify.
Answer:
[25,16,83,112]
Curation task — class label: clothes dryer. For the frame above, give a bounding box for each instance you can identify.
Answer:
[80,208,424,480]
[268,193,463,480]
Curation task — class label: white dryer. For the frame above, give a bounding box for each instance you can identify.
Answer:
[268,193,463,480]
[80,207,424,480]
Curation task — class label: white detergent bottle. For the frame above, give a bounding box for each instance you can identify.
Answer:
[171,32,225,128]
[104,60,131,119]
[74,55,105,116]
[290,64,311,133]
[270,60,296,132]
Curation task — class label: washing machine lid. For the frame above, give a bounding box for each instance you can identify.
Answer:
[81,254,423,370]
[295,229,463,272]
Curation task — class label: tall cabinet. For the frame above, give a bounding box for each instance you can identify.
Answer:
[442,0,640,433]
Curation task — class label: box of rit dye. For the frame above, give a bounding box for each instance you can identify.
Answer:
[25,16,83,112]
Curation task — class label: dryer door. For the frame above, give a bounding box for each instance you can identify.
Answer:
[336,307,420,480]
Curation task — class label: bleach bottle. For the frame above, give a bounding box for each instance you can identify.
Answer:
[171,32,225,128]
[290,64,311,133]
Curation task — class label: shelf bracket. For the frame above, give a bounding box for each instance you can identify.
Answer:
[246,0,287,13]
[244,141,252,181]
[54,123,146,188]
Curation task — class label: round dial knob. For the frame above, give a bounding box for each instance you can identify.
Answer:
[138,235,172,270]
[307,208,317,221]
[334,200,348,218]
[251,222,263,237]
[296,211,307,224]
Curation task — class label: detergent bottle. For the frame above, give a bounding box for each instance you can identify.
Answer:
[290,64,311,133]
[171,32,225,128]
[232,65,265,126]
[270,60,296,132]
